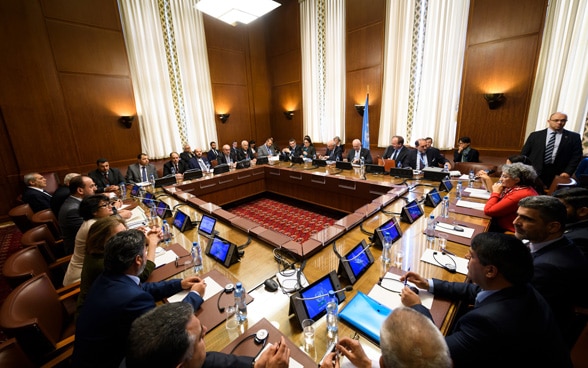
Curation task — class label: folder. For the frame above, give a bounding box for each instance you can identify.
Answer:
[339,291,392,344]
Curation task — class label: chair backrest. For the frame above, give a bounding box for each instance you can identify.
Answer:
[31,209,61,239]
[20,225,60,263]
[2,247,50,289]
[0,274,68,360]
[377,157,396,171]
[8,204,34,233]
[547,176,577,195]
[210,159,218,168]
[0,338,36,368]
[454,162,498,176]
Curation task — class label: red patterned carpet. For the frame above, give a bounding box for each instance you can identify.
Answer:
[0,224,23,342]
[226,195,344,243]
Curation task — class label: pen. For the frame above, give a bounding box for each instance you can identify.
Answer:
[404,267,410,287]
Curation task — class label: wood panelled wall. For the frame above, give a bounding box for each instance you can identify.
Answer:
[0,0,548,220]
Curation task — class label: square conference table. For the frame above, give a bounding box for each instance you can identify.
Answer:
[139,161,490,364]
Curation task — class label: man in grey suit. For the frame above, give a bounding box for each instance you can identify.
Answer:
[58,175,96,254]
[521,112,582,187]
[257,138,276,158]
[125,153,158,184]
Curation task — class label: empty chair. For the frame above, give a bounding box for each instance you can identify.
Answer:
[0,273,77,366]
[0,338,36,368]
[20,224,65,263]
[2,246,71,290]
[31,208,62,240]
[8,204,34,234]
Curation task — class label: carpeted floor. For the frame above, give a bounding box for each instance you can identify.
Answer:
[0,223,23,342]
[225,194,345,243]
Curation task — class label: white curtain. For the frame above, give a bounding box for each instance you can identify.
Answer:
[300,0,346,143]
[118,0,216,158]
[526,0,588,136]
[411,0,469,149]
[378,0,415,147]
[379,0,469,149]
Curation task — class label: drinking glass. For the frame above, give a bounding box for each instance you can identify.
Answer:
[302,319,315,347]
[225,306,240,341]
[437,233,448,252]
[394,249,404,269]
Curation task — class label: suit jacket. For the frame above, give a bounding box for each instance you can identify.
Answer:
[257,144,275,158]
[284,144,303,158]
[531,236,588,345]
[187,156,210,171]
[88,168,125,193]
[381,145,412,166]
[163,160,187,176]
[50,185,70,216]
[453,147,480,163]
[564,220,588,259]
[125,163,158,184]
[236,147,255,161]
[346,148,373,164]
[207,149,220,162]
[404,148,448,170]
[521,128,582,178]
[203,352,253,368]
[58,196,83,254]
[217,152,236,165]
[72,273,203,368]
[180,151,195,163]
[22,187,52,213]
[422,280,571,368]
[324,146,343,161]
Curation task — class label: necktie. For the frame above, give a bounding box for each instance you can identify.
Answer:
[198,159,206,171]
[103,172,110,184]
[544,132,556,164]
[141,166,147,182]
[392,150,398,160]
[174,164,178,173]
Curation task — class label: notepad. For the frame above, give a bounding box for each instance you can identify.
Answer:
[154,249,179,268]
[434,223,475,238]
[420,248,469,275]
[367,272,434,310]
[464,187,491,199]
[456,199,486,211]
[166,276,223,303]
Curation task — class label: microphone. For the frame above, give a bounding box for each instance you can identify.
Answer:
[294,286,353,300]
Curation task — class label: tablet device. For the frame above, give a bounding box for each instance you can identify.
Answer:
[198,214,218,238]
[130,185,141,197]
[365,164,385,174]
[335,161,353,170]
[183,169,203,181]
[155,175,176,188]
[289,271,345,329]
[400,200,423,224]
[256,157,269,165]
[372,216,402,249]
[424,188,442,208]
[214,164,230,174]
[172,209,193,232]
[312,159,327,167]
[142,192,155,207]
[155,201,172,219]
[440,178,453,192]
[389,167,413,178]
[337,239,375,284]
[205,235,240,267]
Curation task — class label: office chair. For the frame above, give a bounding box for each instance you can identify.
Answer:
[20,224,65,264]
[0,273,78,366]
[31,208,62,240]
[2,246,71,290]
[8,203,34,234]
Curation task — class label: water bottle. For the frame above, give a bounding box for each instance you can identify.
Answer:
[149,174,155,187]
[456,181,463,200]
[162,220,171,245]
[426,215,436,248]
[442,196,450,218]
[326,290,338,342]
[468,169,475,188]
[443,162,450,172]
[149,206,157,226]
[397,160,402,168]
[119,183,126,200]
[191,241,203,274]
[234,282,247,323]
[382,235,392,263]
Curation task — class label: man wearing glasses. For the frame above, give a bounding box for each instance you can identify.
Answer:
[521,112,582,187]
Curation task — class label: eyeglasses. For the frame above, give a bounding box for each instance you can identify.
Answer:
[549,119,567,122]
[98,203,110,209]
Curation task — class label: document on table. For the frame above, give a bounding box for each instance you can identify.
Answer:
[167,276,223,303]
[464,187,491,199]
[456,199,486,211]
[154,249,179,268]
[434,223,475,238]
[420,248,469,275]
[367,272,434,310]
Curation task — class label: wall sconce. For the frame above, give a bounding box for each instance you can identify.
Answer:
[354,104,365,117]
[284,111,294,120]
[119,115,134,129]
[218,113,230,123]
[484,93,505,110]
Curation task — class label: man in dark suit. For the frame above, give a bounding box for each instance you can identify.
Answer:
[21,172,52,213]
[58,175,96,254]
[188,148,211,171]
[163,152,187,176]
[179,144,195,164]
[405,138,450,170]
[207,141,220,162]
[553,187,588,258]
[382,135,412,167]
[217,144,236,166]
[514,195,588,347]
[236,140,255,162]
[73,229,206,368]
[453,136,480,163]
[126,302,290,368]
[319,140,343,161]
[88,158,125,194]
[400,232,571,367]
[281,138,303,158]
[346,139,373,164]
[521,112,583,187]
[125,153,159,184]
[50,173,80,216]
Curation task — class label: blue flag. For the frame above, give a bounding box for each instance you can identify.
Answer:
[361,94,369,149]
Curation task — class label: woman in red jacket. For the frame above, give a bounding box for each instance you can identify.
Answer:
[484,162,538,232]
